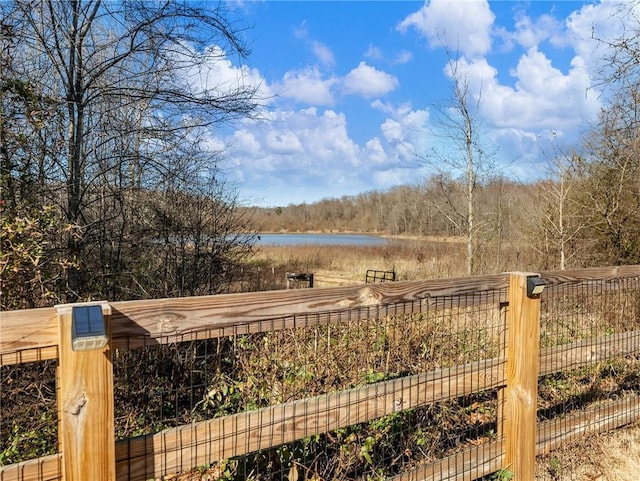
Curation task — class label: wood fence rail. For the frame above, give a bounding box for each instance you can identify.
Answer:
[1,265,640,481]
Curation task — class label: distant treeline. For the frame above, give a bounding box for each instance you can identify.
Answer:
[249,166,640,275]
[250,176,534,237]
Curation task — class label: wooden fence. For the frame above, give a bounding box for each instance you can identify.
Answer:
[1,266,640,480]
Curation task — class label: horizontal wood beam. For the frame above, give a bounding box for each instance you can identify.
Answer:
[0,307,58,365]
[5,395,638,481]
[4,265,640,363]
[539,330,640,376]
[541,265,640,298]
[0,345,58,366]
[536,395,640,455]
[111,329,640,480]
[387,439,505,481]
[0,453,62,481]
[384,394,640,481]
[115,357,505,481]
[108,274,508,348]
[1,274,508,362]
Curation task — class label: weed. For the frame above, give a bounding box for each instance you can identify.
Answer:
[490,467,514,480]
[548,457,562,480]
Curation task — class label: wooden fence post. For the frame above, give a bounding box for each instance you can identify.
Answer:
[502,272,543,480]
[56,302,115,481]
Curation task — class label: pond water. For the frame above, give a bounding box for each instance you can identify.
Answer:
[255,233,389,246]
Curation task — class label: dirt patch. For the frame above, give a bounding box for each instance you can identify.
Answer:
[536,423,640,480]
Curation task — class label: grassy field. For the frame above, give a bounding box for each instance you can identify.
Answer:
[242,237,468,291]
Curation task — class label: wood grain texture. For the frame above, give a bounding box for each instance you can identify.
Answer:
[541,265,640,299]
[5,395,637,481]
[0,307,58,365]
[387,439,505,481]
[0,453,62,481]
[56,303,116,481]
[111,334,636,481]
[1,266,639,480]
[536,395,640,455]
[107,274,509,348]
[539,330,640,376]
[0,274,508,362]
[3,265,639,362]
[541,265,640,286]
[369,395,640,481]
[502,273,541,481]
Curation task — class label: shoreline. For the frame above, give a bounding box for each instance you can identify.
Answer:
[256,231,465,243]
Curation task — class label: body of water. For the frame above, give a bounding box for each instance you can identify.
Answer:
[255,233,389,246]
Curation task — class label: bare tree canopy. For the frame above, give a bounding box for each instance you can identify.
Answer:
[573,0,640,266]
[419,51,496,275]
[1,0,261,303]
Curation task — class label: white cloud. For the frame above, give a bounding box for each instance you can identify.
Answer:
[377,103,431,165]
[365,44,383,60]
[380,118,403,145]
[223,98,433,205]
[444,50,599,134]
[311,40,335,68]
[179,44,271,103]
[512,12,564,50]
[230,108,360,172]
[364,45,412,65]
[292,21,335,69]
[221,0,639,206]
[293,21,309,40]
[342,62,399,98]
[393,50,414,65]
[363,137,387,165]
[231,130,260,155]
[398,0,495,58]
[563,1,640,77]
[265,131,303,155]
[373,167,424,188]
[277,67,337,105]
[506,49,598,130]
[371,99,396,115]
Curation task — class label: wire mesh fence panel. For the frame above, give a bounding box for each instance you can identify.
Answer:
[535,275,640,480]
[0,359,58,466]
[112,288,507,480]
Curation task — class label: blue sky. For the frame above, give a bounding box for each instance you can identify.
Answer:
[197,1,631,207]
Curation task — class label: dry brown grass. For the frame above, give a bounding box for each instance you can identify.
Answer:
[536,423,640,480]
[248,239,468,288]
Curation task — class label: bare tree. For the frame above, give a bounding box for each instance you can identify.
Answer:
[3,0,260,300]
[421,54,493,275]
[573,1,640,266]
[530,148,587,270]
[575,94,640,266]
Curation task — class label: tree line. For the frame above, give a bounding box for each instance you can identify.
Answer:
[251,126,639,276]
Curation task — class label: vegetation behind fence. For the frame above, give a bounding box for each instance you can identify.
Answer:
[1,266,640,480]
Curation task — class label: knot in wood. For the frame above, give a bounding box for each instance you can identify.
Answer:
[66,392,88,416]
